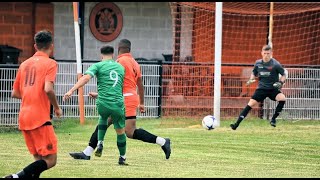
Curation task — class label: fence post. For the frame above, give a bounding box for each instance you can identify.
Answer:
[158,60,163,118]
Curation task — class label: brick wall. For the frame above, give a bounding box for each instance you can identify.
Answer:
[0,2,54,64]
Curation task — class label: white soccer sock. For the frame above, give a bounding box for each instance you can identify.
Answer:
[156,137,166,146]
[120,155,126,159]
[83,146,94,156]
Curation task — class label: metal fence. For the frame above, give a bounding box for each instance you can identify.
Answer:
[54,61,162,119]
[1,61,320,126]
[0,61,162,126]
[0,66,20,125]
[264,68,320,120]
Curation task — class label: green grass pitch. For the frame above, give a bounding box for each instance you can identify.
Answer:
[0,117,319,178]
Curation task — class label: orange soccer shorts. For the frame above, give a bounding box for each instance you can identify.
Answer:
[22,123,58,156]
[124,94,140,117]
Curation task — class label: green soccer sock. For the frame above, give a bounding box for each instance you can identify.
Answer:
[117,133,127,157]
[98,117,108,142]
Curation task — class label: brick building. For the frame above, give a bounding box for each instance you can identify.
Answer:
[0,2,172,63]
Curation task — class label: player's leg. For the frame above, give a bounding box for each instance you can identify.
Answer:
[125,119,171,159]
[112,106,128,165]
[94,116,107,157]
[69,117,114,160]
[95,103,112,157]
[230,89,266,130]
[7,157,52,179]
[69,125,98,160]
[124,95,171,159]
[230,99,258,130]
[269,90,286,127]
[14,153,57,179]
[115,128,128,165]
[5,125,57,178]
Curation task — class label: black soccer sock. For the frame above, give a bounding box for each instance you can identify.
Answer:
[132,128,157,144]
[235,105,252,126]
[17,160,48,178]
[33,173,40,179]
[272,101,285,121]
[88,125,99,149]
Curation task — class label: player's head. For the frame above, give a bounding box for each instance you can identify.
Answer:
[261,44,272,62]
[34,30,53,53]
[100,45,114,60]
[118,39,131,54]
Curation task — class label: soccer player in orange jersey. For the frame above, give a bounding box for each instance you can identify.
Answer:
[4,30,62,178]
[69,39,171,160]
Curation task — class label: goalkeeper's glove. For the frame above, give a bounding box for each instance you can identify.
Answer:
[246,79,256,86]
[273,81,284,89]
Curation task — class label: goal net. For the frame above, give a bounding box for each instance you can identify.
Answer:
[162,2,320,119]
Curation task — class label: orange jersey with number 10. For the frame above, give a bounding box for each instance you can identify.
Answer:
[13,51,58,131]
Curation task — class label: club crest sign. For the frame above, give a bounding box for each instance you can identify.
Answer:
[89,2,123,42]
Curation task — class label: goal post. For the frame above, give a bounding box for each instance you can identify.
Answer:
[214,2,222,127]
[166,2,320,120]
[268,2,274,49]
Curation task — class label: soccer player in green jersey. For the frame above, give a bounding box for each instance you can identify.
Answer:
[63,45,128,165]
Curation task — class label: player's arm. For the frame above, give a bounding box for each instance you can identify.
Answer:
[137,76,145,113]
[11,68,22,99]
[11,89,21,99]
[278,66,287,84]
[279,73,286,83]
[63,74,91,101]
[45,81,62,118]
[246,64,258,86]
[45,62,62,117]
[273,65,286,89]
[89,92,98,99]
[246,73,257,86]
[249,73,256,81]
[246,69,256,86]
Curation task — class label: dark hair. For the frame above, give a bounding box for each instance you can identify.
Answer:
[34,30,53,50]
[262,44,272,51]
[100,45,114,55]
[118,39,131,52]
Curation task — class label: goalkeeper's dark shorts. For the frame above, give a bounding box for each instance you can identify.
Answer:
[251,88,282,102]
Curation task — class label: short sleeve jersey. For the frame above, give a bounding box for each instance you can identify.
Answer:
[13,51,58,130]
[84,59,125,104]
[116,53,142,95]
[252,58,285,89]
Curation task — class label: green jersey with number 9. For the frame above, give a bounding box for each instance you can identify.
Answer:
[84,59,125,104]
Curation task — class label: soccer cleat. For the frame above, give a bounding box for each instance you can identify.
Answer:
[118,156,128,166]
[69,152,91,160]
[3,174,19,178]
[161,138,171,159]
[95,144,103,157]
[230,123,238,130]
[270,119,276,127]
[3,175,13,178]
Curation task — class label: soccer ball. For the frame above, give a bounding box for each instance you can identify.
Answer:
[202,115,218,130]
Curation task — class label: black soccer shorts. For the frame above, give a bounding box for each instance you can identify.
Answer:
[251,88,282,102]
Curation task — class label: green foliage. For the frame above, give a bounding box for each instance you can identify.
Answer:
[0,118,319,178]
